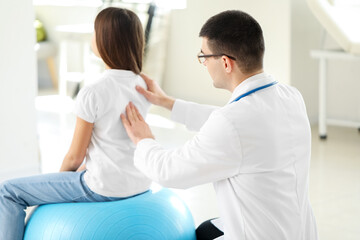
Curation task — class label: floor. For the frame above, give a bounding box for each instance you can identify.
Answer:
[35,92,360,239]
[309,126,360,240]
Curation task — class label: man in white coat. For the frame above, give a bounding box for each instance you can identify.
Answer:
[121,10,318,240]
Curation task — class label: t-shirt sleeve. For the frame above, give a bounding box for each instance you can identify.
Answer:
[74,87,98,123]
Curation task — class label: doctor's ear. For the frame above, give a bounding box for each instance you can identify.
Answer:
[222,56,233,73]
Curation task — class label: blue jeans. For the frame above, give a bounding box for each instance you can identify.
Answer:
[0,171,123,240]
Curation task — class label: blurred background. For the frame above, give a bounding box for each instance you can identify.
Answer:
[1,0,360,239]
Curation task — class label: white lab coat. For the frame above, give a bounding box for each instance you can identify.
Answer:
[134,73,318,240]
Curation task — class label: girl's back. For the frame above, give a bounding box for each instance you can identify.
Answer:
[75,69,151,197]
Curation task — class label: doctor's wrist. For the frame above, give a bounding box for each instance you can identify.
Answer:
[161,96,175,111]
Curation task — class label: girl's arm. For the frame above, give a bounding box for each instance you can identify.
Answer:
[60,117,93,172]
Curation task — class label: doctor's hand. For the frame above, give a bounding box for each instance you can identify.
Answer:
[120,102,155,145]
[137,73,175,110]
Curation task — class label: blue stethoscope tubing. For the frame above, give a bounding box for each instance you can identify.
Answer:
[231,81,278,103]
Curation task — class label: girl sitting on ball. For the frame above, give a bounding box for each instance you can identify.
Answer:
[0,7,151,240]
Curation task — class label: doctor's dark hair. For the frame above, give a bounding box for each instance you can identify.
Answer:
[94,7,144,74]
[199,10,265,74]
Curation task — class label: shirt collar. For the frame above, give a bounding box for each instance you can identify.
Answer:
[103,69,137,78]
[227,72,275,104]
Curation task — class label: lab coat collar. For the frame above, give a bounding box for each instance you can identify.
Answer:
[227,72,276,104]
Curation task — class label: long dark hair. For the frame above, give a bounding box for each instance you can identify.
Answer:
[94,7,144,74]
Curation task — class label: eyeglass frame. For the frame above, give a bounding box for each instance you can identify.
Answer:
[197,52,236,64]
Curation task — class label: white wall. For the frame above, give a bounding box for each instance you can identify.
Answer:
[162,0,291,106]
[290,0,322,122]
[0,1,40,181]
[291,0,360,124]
[164,0,360,124]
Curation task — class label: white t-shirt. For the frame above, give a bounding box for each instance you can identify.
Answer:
[74,69,151,197]
[134,73,318,239]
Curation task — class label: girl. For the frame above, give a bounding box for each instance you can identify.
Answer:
[0,7,151,239]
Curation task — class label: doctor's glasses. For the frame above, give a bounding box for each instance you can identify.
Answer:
[197,52,236,64]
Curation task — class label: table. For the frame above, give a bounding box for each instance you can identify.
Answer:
[310,49,360,139]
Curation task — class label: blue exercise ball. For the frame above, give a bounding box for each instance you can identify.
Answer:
[24,188,196,240]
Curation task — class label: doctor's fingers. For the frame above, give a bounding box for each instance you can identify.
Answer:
[131,103,144,121]
[120,113,130,128]
[140,73,162,95]
[129,102,144,122]
[125,103,136,124]
[140,73,154,89]
[136,85,153,102]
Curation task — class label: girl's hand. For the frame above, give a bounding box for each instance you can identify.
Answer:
[76,164,86,172]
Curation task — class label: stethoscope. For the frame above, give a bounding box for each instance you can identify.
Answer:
[230,81,278,103]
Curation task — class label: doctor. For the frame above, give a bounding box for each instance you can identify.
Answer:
[121,10,318,240]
